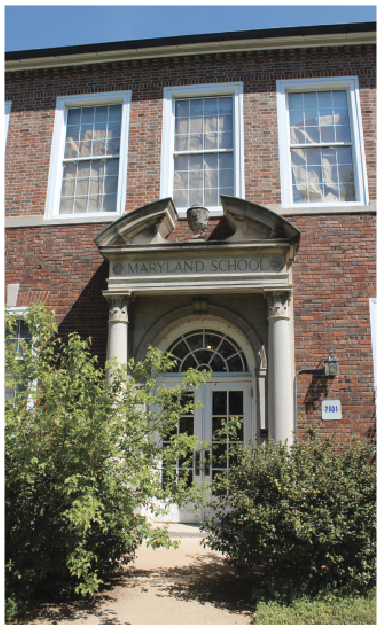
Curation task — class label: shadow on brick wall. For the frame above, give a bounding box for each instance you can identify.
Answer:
[57,261,109,368]
[303,370,330,415]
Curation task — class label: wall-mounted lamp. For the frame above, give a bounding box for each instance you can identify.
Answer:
[324,349,339,377]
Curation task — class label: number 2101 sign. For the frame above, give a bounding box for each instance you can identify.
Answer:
[321,400,341,420]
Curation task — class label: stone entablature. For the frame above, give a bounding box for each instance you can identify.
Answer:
[95,196,300,296]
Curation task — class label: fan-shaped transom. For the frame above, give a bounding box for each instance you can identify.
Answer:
[166,328,248,372]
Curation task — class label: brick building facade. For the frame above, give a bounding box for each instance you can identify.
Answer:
[5,22,376,519]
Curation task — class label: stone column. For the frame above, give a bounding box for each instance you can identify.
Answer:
[106,293,130,379]
[264,289,293,444]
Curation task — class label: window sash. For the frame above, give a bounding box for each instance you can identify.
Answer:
[276,77,368,208]
[161,83,244,216]
[45,91,131,219]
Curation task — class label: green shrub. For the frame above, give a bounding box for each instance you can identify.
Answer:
[203,426,376,599]
[5,305,207,619]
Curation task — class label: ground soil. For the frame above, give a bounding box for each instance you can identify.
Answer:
[13,525,255,625]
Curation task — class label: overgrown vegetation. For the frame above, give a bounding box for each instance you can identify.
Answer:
[5,305,207,622]
[253,588,376,625]
[203,424,376,604]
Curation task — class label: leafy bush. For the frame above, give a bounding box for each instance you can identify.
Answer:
[203,426,376,600]
[5,305,206,619]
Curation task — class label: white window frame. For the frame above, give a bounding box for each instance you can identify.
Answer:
[160,82,244,217]
[45,90,131,220]
[276,77,369,208]
[369,298,377,395]
[5,101,11,148]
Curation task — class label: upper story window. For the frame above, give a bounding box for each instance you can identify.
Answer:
[46,91,131,220]
[161,83,244,216]
[276,77,369,208]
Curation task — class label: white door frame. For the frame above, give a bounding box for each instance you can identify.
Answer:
[153,374,253,524]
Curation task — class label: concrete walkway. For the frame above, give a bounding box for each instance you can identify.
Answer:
[19,525,254,625]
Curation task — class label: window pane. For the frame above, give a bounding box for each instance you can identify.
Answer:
[63,163,77,178]
[105,159,119,175]
[103,194,117,212]
[190,99,204,116]
[74,197,87,213]
[219,187,234,198]
[205,170,218,189]
[189,134,204,151]
[62,180,75,197]
[335,126,351,143]
[81,107,95,124]
[288,88,354,204]
[174,171,188,189]
[219,131,233,150]
[60,197,74,213]
[290,145,355,204]
[175,100,189,118]
[173,96,234,208]
[61,105,121,214]
[175,118,189,135]
[204,189,218,206]
[304,127,320,144]
[78,161,91,177]
[95,105,108,121]
[75,179,89,196]
[104,175,118,194]
[204,98,219,115]
[64,142,79,159]
[204,154,218,170]
[174,189,188,207]
[220,153,234,169]
[67,109,81,125]
[219,114,233,131]
[218,97,233,114]
[174,155,189,171]
[89,178,103,195]
[204,133,218,150]
[88,195,103,212]
[189,155,204,170]
[219,169,234,189]
[94,121,107,139]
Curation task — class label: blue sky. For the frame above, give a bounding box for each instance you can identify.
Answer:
[4,3,377,52]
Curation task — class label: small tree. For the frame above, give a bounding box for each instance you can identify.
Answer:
[203,426,376,600]
[5,305,207,618]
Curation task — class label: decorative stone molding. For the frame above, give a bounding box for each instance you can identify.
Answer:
[264,289,291,320]
[112,262,123,276]
[192,299,208,314]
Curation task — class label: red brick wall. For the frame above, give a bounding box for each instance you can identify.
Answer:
[4,43,376,216]
[4,43,376,439]
[5,224,110,364]
[289,212,376,441]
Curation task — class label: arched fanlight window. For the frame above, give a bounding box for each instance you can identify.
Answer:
[166,329,248,372]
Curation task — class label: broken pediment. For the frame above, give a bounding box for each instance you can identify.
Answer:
[220,195,300,245]
[94,198,177,248]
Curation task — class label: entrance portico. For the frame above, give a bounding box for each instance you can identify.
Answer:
[95,195,300,445]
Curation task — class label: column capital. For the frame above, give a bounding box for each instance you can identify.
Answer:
[103,292,131,324]
[263,287,291,320]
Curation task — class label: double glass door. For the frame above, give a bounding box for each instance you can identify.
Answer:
[158,379,252,523]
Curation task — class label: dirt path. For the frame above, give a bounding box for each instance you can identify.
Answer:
[17,530,255,625]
